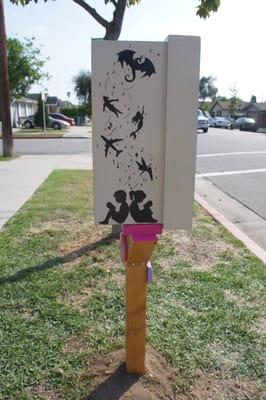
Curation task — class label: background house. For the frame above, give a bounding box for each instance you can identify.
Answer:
[10,96,38,127]
[210,100,248,118]
[242,103,266,129]
[46,96,62,113]
[10,93,42,127]
[8,93,70,128]
[28,94,65,113]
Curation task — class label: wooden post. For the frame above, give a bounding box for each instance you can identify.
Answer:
[121,224,163,374]
[126,238,155,373]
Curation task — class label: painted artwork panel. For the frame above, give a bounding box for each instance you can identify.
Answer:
[92,36,200,229]
[92,40,166,225]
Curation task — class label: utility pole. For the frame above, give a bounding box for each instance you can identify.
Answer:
[41,92,47,134]
[0,0,13,157]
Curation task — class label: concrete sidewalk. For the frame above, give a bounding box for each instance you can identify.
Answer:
[0,154,92,230]
[63,125,92,138]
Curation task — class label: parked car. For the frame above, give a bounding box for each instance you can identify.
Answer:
[234,117,257,132]
[18,115,70,130]
[48,116,70,129]
[49,113,75,126]
[18,115,35,129]
[210,116,233,129]
[197,109,209,133]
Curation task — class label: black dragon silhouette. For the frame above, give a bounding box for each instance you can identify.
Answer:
[117,49,156,82]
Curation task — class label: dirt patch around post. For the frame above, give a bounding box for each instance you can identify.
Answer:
[83,345,177,400]
[82,345,265,400]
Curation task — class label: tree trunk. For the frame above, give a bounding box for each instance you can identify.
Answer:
[104,0,127,41]
[104,28,121,40]
[0,0,13,157]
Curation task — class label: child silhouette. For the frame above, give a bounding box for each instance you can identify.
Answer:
[129,190,157,223]
[99,190,129,224]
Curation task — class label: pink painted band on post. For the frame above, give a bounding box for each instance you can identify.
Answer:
[123,224,163,242]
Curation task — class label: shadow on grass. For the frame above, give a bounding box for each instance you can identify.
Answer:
[0,233,116,286]
[86,363,140,400]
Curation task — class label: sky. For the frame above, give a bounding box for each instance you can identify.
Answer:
[5,0,266,104]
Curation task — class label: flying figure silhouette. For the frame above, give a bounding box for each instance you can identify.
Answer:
[101,135,123,158]
[130,106,144,139]
[136,157,153,181]
[103,96,122,117]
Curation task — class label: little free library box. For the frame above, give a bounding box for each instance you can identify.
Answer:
[92,35,200,230]
[91,35,201,374]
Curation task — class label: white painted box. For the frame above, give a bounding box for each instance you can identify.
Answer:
[92,35,200,229]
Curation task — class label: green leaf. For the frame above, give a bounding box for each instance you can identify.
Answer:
[196,0,221,18]
[7,37,49,98]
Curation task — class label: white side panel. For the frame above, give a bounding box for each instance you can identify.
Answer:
[163,35,200,229]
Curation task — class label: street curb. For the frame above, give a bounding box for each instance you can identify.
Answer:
[195,192,266,264]
[62,136,91,139]
[0,136,90,139]
[0,135,63,139]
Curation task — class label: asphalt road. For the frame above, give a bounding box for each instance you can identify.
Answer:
[0,137,91,155]
[1,127,265,221]
[196,128,266,220]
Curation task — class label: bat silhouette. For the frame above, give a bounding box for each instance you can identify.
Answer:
[136,157,153,181]
[117,50,156,82]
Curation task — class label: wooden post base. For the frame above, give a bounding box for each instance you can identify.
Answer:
[121,224,163,374]
[126,238,155,374]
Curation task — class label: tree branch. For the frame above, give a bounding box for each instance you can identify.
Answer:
[110,0,117,6]
[72,0,110,29]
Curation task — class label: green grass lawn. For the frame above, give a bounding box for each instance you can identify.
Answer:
[0,156,18,161]
[16,128,50,133]
[0,128,66,138]
[13,128,65,137]
[0,171,265,399]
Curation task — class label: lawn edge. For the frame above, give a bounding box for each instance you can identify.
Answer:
[195,192,266,263]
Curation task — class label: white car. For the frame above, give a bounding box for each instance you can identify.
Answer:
[211,117,233,129]
[197,109,209,133]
